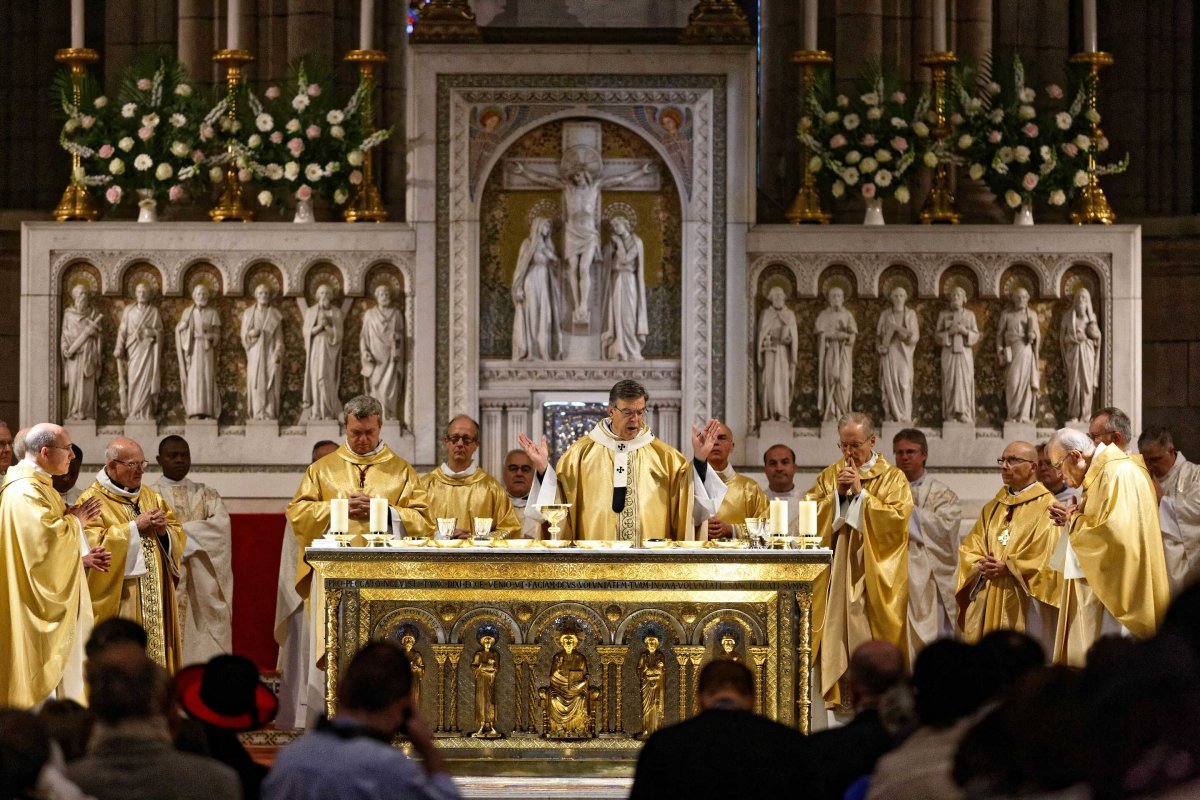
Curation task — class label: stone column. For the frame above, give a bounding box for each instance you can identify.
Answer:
[758,0,801,223]
[595,645,628,735]
[954,0,1000,221]
[480,401,505,479]
[834,0,884,94]
[178,0,215,83]
[508,645,542,734]
[287,0,337,65]
[653,399,681,451]
[504,401,531,467]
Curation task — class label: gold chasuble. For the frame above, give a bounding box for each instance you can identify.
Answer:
[77,476,186,674]
[0,464,91,707]
[1053,446,1170,665]
[420,467,521,538]
[713,466,769,536]
[956,483,1061,643]
[806,454,911,706]
[548,422,694,541]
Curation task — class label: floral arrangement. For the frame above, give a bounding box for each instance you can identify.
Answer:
[801,72,918,204]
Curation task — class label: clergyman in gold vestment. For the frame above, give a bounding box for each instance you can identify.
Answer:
[421,416,520,539]
[77,436,187,674]
[0,423,106,707]
[702,422,768,541]
[956,441,1061,645]
[518,380,725,542]
[1046,427,1170,666]
[805,413,911,708]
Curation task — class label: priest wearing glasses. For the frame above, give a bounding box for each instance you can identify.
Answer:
[518,380,726,542]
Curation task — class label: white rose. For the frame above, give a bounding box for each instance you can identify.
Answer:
[1049,190,1067,206]
[1018,87,1036,103]
[94,95,108,109]
[175,84,193,97]
[325,161,340,175]
[1056,112,1073,130]
[957,134,973,150]
[922,151,938,168]
[1074,134,1091,151]
[890,117,907,128]
[831,180,845,198]
[334,189,348,205]
[836,95,849,107]
[155,163,173,181]
[808,155,823,173]
[170,113,187,128]
[170,141,189,157]
[966,98,983,112]
[823,111,840,125]
[64,119,79,133]
[141,113,160,128]
[1004,190,1022,208]
[248,134,262,148]
[861,92,880,106]
[843,113,860,130]
[265,163,284,180]
[109,158,125,175]
[1085,108,1101,124]
[292,94,310,111]
[894,186,911,204]
[118,137,135,152]
[969,163,985,181]
[912,121,930,137]
[845,150,862,165]
[989,109,1005,124]
[842,167,860,186]
[134,154,154,171]
[347,150,364,167]
[1018,105,1036,120]
[330,125,345,140]
[875,149,892,163]
[875,169,893,187]
[257,190,274,207]
[998,146,1015,163]
[121,103,137,119]
[256,113,274,132]
[1073,170,1089,187]
[994,162,1009,175]
[286,119,301,133]
[866,107,883,121]
[305,163,324,181]
[326,110,345,125]
[860,157,878,174]
[209,166,225,183]
[284,161,300,181]
[1040,145,1052,161]
[1014,146,1031,163]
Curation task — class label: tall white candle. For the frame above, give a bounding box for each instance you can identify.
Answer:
[804,0,819,51]
[360,0,375,51]
[71,0,85,49]
[769,499,788,535]
[932,0,947,52]
[228,0,241,50]
[796,501,818,537]
[330,498,350,533]
[1082,0,1097,52]
[369,497,388,533]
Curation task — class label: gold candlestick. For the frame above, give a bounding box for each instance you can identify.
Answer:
[786,49,833,224]
[919,51,960,224]
[209,49,255,223]
[53,47,101,222]
[1068,51,1116,225]
[343,49,389,223]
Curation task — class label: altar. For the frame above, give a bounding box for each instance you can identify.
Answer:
[306,544,830,767]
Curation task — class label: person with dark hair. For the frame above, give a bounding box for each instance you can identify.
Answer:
[0,708,52,799]
[1138,425,1200,592]
[807,640,906,800]
[975,629,1044,695]
[263,640,459,800]
[517,380,726,542]
[37,700,94,763]
[1088,406,1133,450]
[630,660,814,800]
[85,617,148,659]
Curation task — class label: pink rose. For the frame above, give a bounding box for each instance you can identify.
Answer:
[1046,84,1064,99]
[1023,123,1039,137]
[349,169,363,186]
[306,124,321,139]
[890,136,908,152]
[829,134,847,148]
[105,185,123,204]
[988,130,1003,143]
[287,138,305,157]
[168,185,184,202]
[137,126,154,141]
[890,91,906,104]
[861,182,877,198]
[191,149,205,163]
[137,78,152,91]
[98,144,115,158]
[265,86,281,100]
[862,134,877,146]
[306,83,321,97]
[1022,173,1039,191]
[270,131,284,144]
[950,113,964,125]
[1063,142,1079,157]
[296,184,313,200]
[200,123,215,140]
[238,168,251,183]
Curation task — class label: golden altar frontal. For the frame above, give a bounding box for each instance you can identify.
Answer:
[307,544,831,766]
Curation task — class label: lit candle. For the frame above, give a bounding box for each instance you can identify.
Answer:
[1082,0,1097,53]
[769,499,788,535]
[228,0,241,50]
[369,497,388,533]
[932,0,947,52]
[71,0,85,49]
[804,0,818,51]
[796,501,818,537]
[360,0,375,51]
[330,498,350,533]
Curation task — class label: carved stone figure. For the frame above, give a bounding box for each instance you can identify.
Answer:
[877,286,919,423]
[400,627,424,712]
[1062,288,1103,423]
[600,215,648,362]
[60,284,103,420]
[540,625,595,739]
[815,287,857,422]
[511,217,562,361]
[176,284,221,419]
[114,281,163,421]
[241,283,283,421]
[470,627,501,739]
[360,284,405,423]
[757,286,798,423]
[935,287,981,424]
[301,283,344,421]
[997,287,1041,424]
[636,631,666,741]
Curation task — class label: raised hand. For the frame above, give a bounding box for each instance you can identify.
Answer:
[516,433,550,473]
[691,418,722,461]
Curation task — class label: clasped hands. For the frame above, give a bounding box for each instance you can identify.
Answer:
[836,455,862,498]
[1048,498,1079,527]
[978,554,1007,582]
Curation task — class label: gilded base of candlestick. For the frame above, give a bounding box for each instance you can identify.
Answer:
[54,181,99,222]
[920,165,961,224]
[679,0,754,44]
[209,167,254,223]
[343,178,388,222]
[786,184,831,224]
[1069,181,1116,225]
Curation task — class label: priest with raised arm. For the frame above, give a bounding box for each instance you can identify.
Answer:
[703,422,768,540]
[519,380,726,542]
[421,415,521,539]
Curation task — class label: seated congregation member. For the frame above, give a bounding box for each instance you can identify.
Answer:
[263,640,460,800]
[762,443,802,531]
[420,415,520,539]
[502,449,542,539]
[630,660,815,800]
[956,441,1060,648]
[702,421,768,540]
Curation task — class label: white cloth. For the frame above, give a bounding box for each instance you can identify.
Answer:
[274,518,308,729]
[1160,452,1200,586]
[508,494,541,539]
[906,474,962,657]
[94,468,149,578]
[1158,497,1189,596]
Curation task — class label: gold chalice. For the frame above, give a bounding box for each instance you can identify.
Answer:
[540,504,571,541]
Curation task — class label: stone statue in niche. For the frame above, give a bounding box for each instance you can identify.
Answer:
[241,282,283,421]
[470,626,502,739]
[815,286,857,422]
[176,283,222,419]
[636,630,666,741]
[600,215,648,361]
[877,286,919,423]
[301,282,345,421]
[757,286,798,423]
[1061,288,1103,423]
[997,286,1041,424]
[511,217,563,362]
[360,283,406,424]
[60,284,103,420]
[935,287,981,425]
[399,626,424,711]
[114,281,163,421]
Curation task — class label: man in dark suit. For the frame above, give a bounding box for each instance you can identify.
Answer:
[807,640,906,800]
[630,658,815,799]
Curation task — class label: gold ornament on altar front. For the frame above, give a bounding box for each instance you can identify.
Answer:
[919,51,961,225]
[787,50,833,224]
[54,47,101,222]
[1068,51,1117,225]
[343,49,389,223]
[210,49,255,223]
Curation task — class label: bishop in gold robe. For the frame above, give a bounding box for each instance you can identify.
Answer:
[1046,428,1170,666]
[702,422,768,540]
[518,380,725,542]
[78,436,186,674]
[421,416,521,538]
[0,424,107,707]
[956,441,1061,645]
[805,413,911,708]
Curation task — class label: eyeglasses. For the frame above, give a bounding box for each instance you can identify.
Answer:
[837,441,872,451]
[506,464,533,473]
[613,406,647,420]
[996,457,1036,467]
[45,444,74,452]
[1051,457,1067,470]
[445,434,477,445]
[112,459,150,470]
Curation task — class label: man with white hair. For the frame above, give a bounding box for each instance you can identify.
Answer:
[1137,425,1199,592]
[0,423,107,706]
[1045,426,1170,666]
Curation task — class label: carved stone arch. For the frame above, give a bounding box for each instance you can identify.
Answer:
[240,261,285,297]
[374,606,447,644]
[998,264,1042,301]
[117,260,166,297]
[528,602,610,645]
[450,607,523,645]
[59,260,103,298]
[297,257,348,299]
[692,609,766,647]
[180,262,225,298]
[936,263,983,300]
[1051,255,1110,301]
[877,263,920,302]
[1059,263,1105,307]
[615,608,687,646]
[748,254,803,297]
[816,264,860,302]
